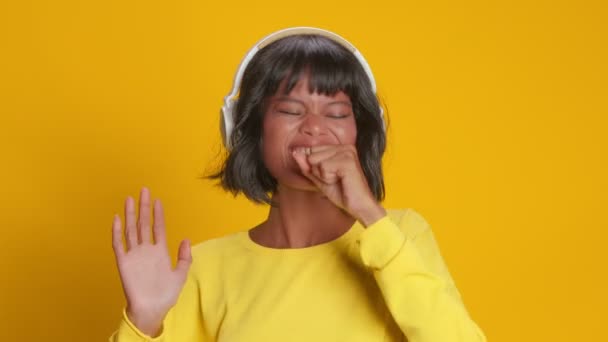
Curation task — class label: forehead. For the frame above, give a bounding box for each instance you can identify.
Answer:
[272,72,351,102]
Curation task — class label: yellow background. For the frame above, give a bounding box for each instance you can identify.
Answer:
[1,0,606,341]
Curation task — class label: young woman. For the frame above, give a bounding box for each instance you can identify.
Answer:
[109,27,487,342]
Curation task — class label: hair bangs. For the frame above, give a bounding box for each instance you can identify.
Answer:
[261,35,365,99]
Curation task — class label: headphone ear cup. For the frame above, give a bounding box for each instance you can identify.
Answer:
[220,107,228,149]
[220,98,238,150]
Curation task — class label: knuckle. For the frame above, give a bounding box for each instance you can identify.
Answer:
[340,151,354,160]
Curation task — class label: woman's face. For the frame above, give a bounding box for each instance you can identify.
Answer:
[261,74,357,191]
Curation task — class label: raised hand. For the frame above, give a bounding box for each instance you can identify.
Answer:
[112,187,192,337]
[291,145,387,227]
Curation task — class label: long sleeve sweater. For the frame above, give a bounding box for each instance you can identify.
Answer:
[109,208,487,341]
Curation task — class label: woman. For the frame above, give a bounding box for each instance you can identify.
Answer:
[109,27,487,341]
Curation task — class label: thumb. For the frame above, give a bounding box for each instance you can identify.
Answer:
[175,239,192,275]
[292,150,324,188]
[292,150,311,174]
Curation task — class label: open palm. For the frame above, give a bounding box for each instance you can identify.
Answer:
[112,187,192,336]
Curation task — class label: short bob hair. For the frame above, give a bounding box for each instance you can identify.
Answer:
[206,34,387,206]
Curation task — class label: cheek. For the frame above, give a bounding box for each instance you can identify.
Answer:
[262,116,289,148]
[261,116,293,172]
[333,118,358,145]
[261,129,277,164]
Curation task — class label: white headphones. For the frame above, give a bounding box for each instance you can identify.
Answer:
[220,26,383,150]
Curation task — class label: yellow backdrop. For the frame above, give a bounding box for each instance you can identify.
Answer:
[1,0,606,341]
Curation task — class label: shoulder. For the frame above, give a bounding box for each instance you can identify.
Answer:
[185,231,248,278]
[182,230,253,286]
[385,207,432,238]
[190,231,245,260]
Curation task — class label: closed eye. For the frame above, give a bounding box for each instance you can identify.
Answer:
[278,110,301,115]
[327,114,351,119]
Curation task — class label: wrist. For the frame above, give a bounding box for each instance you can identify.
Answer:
[126,306,164,338]
[354,203,387,227]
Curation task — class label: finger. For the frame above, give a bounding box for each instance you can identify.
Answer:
[307,147,342,166]
[292,149,311,173]
[308,145,358,167]
[308,145,339,153]
[175,239,192,276]
[112,214,125,260]
[124,196,138,250]
[138,187,152,244]
[293,149,326,188]
[312,164,323,180]
[152,199,167,245]
[314,162,340,185]
[302,161,326,189]
[309,144,356,156]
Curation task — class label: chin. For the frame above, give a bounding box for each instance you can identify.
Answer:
[277,174,318,192]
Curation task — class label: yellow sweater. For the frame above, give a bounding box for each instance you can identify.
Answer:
[110,208,487,341]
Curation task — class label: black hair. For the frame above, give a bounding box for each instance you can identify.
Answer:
[204,33,387,206]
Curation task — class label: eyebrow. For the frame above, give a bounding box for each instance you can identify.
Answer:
[273,96,352,107]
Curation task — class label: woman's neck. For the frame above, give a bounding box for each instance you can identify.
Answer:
[249,186,356,248]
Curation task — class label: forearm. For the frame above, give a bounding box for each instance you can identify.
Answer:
[371,235,486,341]
[356,211,487,342]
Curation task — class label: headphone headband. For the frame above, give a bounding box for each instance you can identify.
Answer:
[221,26,382,150]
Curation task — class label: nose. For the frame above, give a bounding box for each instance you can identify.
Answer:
[299,113,327,137]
